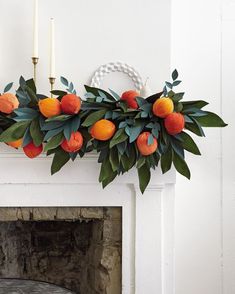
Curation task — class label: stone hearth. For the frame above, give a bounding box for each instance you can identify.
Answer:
[0,207,122,294]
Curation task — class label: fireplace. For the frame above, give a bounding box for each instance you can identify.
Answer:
[0,146,176,294]
[0,207,122,294]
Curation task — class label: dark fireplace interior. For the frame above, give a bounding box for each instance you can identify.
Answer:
[0,207,122,294]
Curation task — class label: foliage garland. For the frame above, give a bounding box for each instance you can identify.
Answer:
[0,70,227,193]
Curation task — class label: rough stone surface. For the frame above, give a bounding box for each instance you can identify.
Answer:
[0,208,122,294]
[0,278,74,293]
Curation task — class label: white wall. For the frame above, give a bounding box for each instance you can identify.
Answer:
[0,0,171,95]
[172,0,234,294]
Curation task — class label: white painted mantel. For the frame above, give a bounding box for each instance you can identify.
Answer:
[0,144,176,294]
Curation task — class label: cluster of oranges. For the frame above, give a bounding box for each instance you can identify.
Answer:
[1,88,185,159]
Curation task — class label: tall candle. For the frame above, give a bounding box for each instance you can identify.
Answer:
[33,0,39,57]
[49,18,56,78]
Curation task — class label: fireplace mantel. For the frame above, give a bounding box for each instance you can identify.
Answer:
[0,145,176,294]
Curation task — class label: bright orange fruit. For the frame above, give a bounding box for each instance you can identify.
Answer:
[164,112,185,135]
[7,138,23,148]
[90,119,116,141]
[38,98,61,118]
[61,94,81,114]
[136,131,158,156]
[61,131,83,153]
[152,97,174,118]
[0,93,19,114]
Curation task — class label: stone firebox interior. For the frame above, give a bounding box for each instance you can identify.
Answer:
[0,207,122,294]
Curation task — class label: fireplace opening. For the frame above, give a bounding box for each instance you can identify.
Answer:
[0,207,122,294]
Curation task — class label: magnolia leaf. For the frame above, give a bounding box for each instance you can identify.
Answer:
[82,109,107,127]
[99,158,113,182]
[22,127,32,147]
[26,78,36,93]
[25,85,38,105]
[46,114,72,122]
[110,128,128,148]
[4,82,13,93]
[102,170,118,188]
[109,147,119,172]
[173,151,191,179]
[138,163,151,194]
[30,119,44,147]
[195,111,227,127]
[172,80,181,86]
[44,132,64,152]
[185,118,205,137]
[84,85,116,102]
[136,156,145,169]
[120,154,130,171]
[179,131,201,155]
[129,121,144,143]
[108,89,120,101]
[172,92,184,102]
[172,69,178,81]
[51,148,70,175]
[0,121,30,142]
[60,76,69,87]
[51,90,67,96]
[146,91,163,103]
[19,76,26,88]
[182,100,209,110]
[161,146,173,174]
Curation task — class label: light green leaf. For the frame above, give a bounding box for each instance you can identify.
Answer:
[0,121,30,142]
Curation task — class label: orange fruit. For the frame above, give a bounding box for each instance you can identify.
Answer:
[23,142,43,158]
[61,94,81,114]
[136,131,158,156]
[38,98,61,118]
[0,93,19,114]
[90,119,116,141]
[152,97,174,118]
[7,138,23,148]
[61,131,83,153]
[164,113,185,135]
[121,90,139,109]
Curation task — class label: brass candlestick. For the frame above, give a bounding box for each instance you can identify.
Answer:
[32,57,39,84]
[49,77,56,97]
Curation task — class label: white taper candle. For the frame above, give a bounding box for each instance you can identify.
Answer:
[33,0,39,57]
[50,18,55,78]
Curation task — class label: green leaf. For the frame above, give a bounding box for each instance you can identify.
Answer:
[4,82,13,93]
[136,156,146,169]
[110,128,128,148]
[120,154,130,171]
[182,100,209,110]
[129,121,144,143]
[30,119,44,147]
[51,90,67,96]
[46,114,72,122]
[179,131,201,155]
[172,92,184,102]
[109,147,119,172]
[26,78,36,93]
[138,163,151,194]
[185,117,205,137]
[161,146,173,173]
[51,148,70,175]
[102,170,118,188]
[82,109,107,127]
[172,69,178,81]
[25,85,38,105]
[195,111,227,127]
[108,88,121,101]
[44,132,64,152]
[172,80,181,86]
[0,121,30,142]
[173,151,191,179]
[22,127,32,147]
[99,158,113,182]
[60,76,69,87]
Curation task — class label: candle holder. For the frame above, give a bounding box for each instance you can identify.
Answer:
[32,57,39,84]
[49,77,56,97]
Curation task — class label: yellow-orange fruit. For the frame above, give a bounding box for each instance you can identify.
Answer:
[7,138,23,148]
[164,112,185,135]
[0,93,19,114]
[121,90,139,109]
[136,132,158,156]
[23,142,43,158]
[61,131,83,153]
[152,97,174,118]
[61,94,81,114]
[38,98,61,118]
[90,119,116,141]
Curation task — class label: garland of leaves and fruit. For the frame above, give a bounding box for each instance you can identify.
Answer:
[0,70,227,193]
